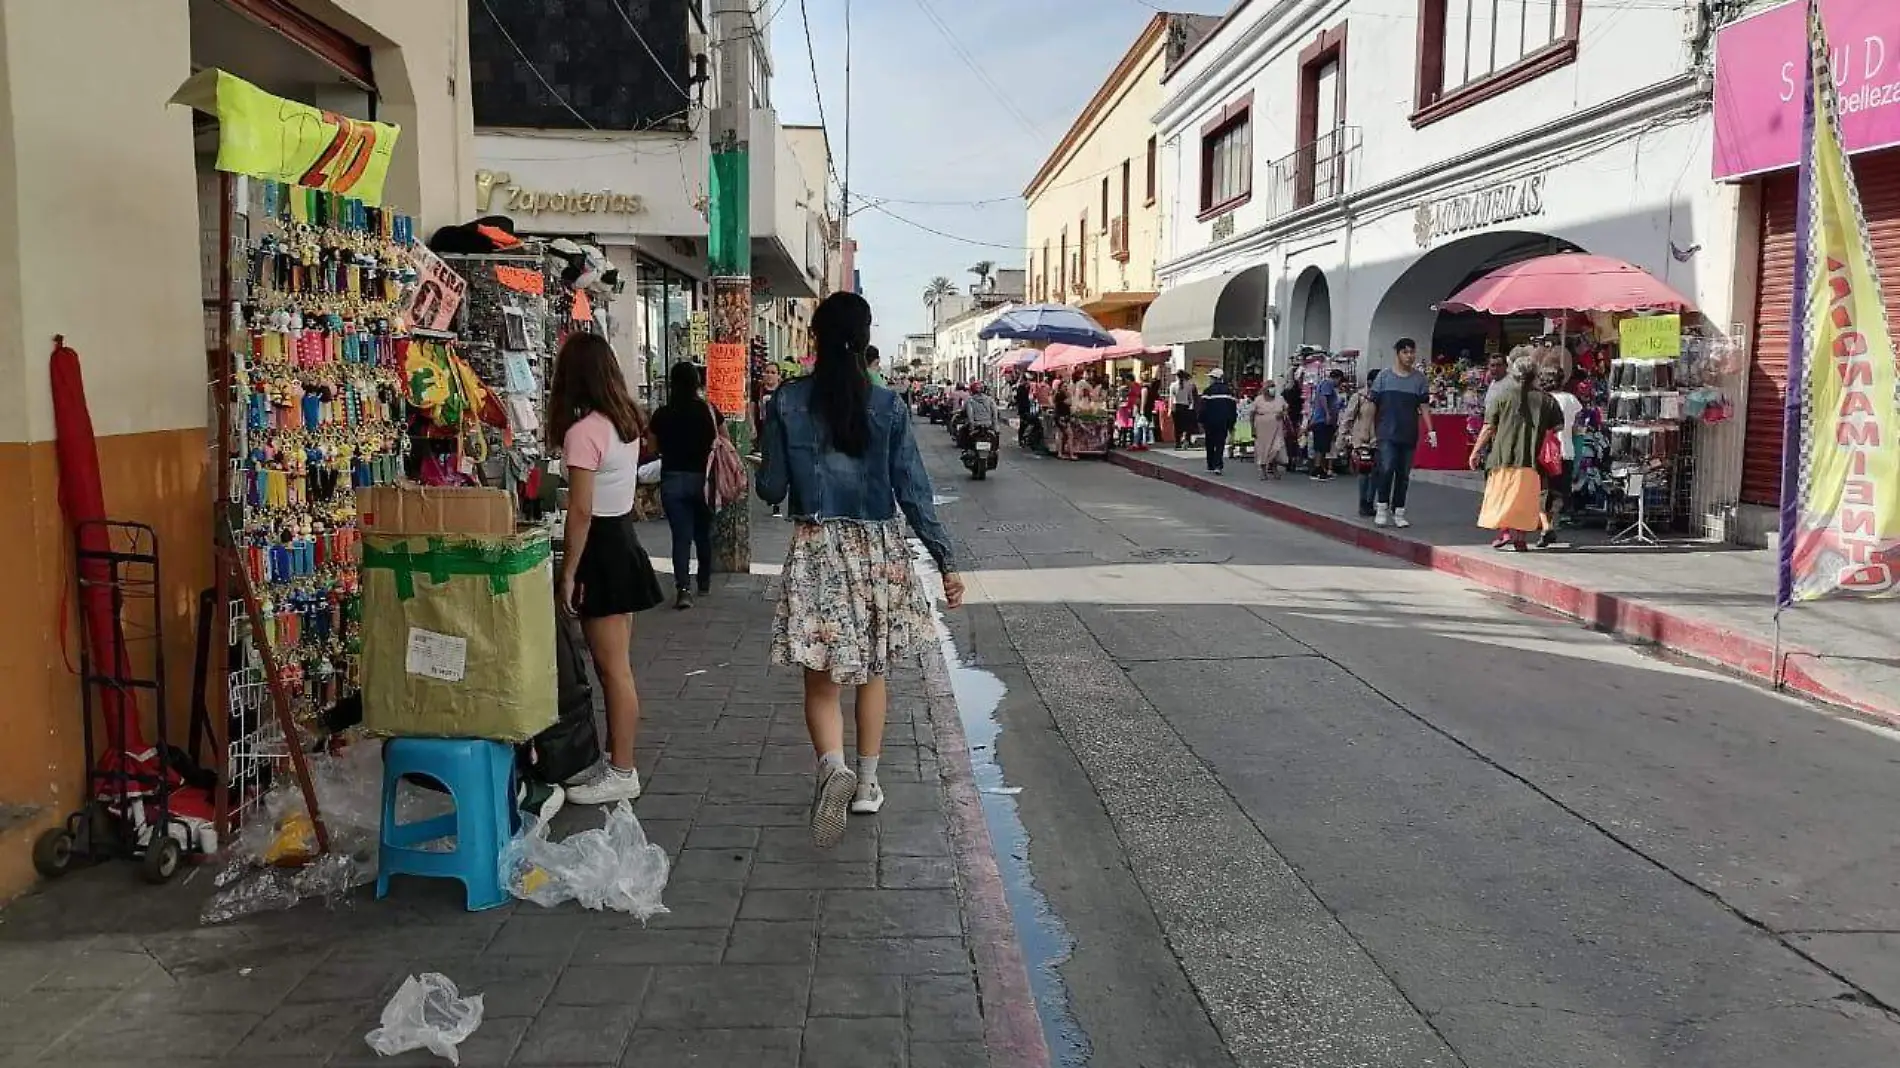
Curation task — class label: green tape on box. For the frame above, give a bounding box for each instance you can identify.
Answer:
[359,531,557,742]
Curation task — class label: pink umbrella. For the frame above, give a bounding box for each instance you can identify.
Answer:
[1436,253,1694,315]
[1029,330,1169,373]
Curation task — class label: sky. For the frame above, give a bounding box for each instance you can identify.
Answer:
[766,0,1230,353]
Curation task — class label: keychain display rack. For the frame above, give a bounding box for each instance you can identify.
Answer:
[440,250,557,511]
[212,174,418,832]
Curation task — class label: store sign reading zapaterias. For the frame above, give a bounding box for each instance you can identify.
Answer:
[1414,175,1547,248]
[475,171,643,215]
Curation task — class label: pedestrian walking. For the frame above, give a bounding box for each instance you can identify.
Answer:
[1370,338,1438,528]
[1170,369,1200,450]
[1470,349,1562,552]
[1198,368,1238,475]
[550,334,666,806]
[757,291,964,848]
[1307,369,1344,480]
[1537,364,1583,548]
[1281,379,1306,471]
[651,361,720,609]
[758,362,785,518]
[1339,369,1380,517]
[1250,379,1289,478]
[1053,373,1078,461]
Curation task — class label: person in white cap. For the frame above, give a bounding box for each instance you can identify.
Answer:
[1198,368,1239,475]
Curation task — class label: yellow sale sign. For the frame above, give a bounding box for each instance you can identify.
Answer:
[1618,314,1681,360]
[171,70,401,206]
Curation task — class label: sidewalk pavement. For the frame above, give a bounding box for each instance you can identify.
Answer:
[1110,445,1900,723]
[0,514,1040,1068]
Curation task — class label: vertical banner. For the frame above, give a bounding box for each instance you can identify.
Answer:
[1779,0,1900,605]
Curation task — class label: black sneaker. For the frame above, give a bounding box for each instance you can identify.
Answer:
[517,780,565,824]
[675,588,694,610]
[1535,530,1554,549]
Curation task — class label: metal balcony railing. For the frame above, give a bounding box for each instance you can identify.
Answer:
[1264,125,1361,220]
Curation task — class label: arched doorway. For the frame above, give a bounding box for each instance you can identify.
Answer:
[1288,266,1333,352]
[1368,231,1582,367]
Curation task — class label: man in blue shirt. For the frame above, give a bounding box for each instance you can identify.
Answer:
[1370,337,1438,527]
[1198,368,1239,475]
[1307,370,1344,480]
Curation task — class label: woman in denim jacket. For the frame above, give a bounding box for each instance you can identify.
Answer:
[758,291,965,847]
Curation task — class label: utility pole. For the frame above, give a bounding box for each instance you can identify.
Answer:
[708,0,752,573]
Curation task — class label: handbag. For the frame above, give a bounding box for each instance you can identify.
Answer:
[704,404,748,509]
[1537,429,1565,476]
[1351,444,1377,474]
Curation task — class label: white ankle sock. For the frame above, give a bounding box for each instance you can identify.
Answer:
[818,750,847,775]
[857,754,880,785]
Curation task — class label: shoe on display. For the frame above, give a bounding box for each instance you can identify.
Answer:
[1393,509,1412,529]
[517,780,566,823]
[850,781,885,816]
[810,764,859,849]
[566,765,642,805]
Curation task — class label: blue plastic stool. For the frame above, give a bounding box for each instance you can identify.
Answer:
[376,738,517,911]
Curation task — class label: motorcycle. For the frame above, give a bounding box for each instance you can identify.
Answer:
[961,424,1001,480]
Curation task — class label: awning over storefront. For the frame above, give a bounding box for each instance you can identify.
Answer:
[1142,265,1273,345]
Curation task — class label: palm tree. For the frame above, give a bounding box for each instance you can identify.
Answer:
[923,276,958,311]
[968,260,996,294]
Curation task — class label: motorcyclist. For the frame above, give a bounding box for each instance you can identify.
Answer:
[963,381,1000,433]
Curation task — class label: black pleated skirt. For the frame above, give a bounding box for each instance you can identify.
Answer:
[575,512,666,618]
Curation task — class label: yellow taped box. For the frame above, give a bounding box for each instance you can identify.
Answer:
[359,530,557,742]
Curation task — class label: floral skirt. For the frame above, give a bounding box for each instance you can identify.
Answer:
[772,519,937,686]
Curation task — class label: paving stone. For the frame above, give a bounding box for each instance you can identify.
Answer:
[232,999,379,1060]
[683,825,760,850]
[707,774,812,806]
[876,821,952,857]
[442,956,563,1018]
[631,792,705,821]
[512,1003,639,1065]
[738,890,825,922]
[696,803,809,827]
[757,826,877,865]
[723,921,817,966]
[880,854,957,890]
[799,1016,905,1068]
[113,955,314,1014]
[759,746,818,774]
[748,861,877,890]
[909,1039,988,1068]
[673,848,754,883]
[905,974,984,1042]
[32,948,158,991]
[646,881,744,929]
[283,956,410,1003]
[636,819,691,855]
[638,966,811,1030]
[622,1027,802,1067]
[808,974,906,1019]
[574,927,726,966]
[815,938,972,976]
[480,915,591,960]
[821,889,964,939]
[330,1014,529,1067]
[549,964,654,1007]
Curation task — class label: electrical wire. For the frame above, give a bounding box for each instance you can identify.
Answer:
[911,0,1044,141]
[474,0,599,130]
[864,201,1039,251]
[797,0,845,188]
[609,0,692,100]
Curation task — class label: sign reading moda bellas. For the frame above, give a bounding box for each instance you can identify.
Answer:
[1414,175,1547,248]
[475,171,643,216]
[1713,0,1900,180]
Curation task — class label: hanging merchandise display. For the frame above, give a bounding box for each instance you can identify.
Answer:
[223,176,419,820]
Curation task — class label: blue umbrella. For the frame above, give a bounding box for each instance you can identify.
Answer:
[978,304,1115,347]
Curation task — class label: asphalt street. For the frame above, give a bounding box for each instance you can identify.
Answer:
[915,422,1900,1068]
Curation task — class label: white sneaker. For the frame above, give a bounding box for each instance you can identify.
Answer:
[1373,505,1391,527]
[810,764,858,848]
[563,759,607,788]
[1392,508,1412,528]
[850,781,885,815]
[566,765,642,805]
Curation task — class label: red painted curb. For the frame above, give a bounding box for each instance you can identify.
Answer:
[1108,451,1900,726]
[922,642,1051,1068]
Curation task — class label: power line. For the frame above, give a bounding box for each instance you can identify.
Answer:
[865,201,1036,251]
[609,0,692,100]
[797,0,844,188]
[911,0,1044,141]
[474,0,599,130]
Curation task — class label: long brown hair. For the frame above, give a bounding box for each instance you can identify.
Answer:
[549,333,646,445]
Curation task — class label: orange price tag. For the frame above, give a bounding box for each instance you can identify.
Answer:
[706,342,747,414]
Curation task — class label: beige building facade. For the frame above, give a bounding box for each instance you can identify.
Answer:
[1023,13,1215,335]
[0,0,473,897]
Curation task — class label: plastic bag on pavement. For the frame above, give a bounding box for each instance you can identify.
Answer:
[501,801,670,919]
[365,972,484,1065]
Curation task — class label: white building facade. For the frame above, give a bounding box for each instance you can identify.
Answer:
[1149,0,1752,538]
[933,304,1015,386]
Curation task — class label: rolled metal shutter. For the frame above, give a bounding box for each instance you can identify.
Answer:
[1741,149,1900,506]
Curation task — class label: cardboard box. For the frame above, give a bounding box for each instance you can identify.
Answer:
[359,529,556,742]
[357,484,513,536]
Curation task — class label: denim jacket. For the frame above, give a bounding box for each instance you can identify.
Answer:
[757,377,956,572]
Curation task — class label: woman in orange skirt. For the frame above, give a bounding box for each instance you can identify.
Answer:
[1469,350,1562,552]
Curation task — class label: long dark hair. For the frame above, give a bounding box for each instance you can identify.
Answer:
[549,333,645,444]
[662,360,703,410]
[810,291,873,457]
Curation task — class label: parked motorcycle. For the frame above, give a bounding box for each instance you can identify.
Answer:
[961,424,1001,480]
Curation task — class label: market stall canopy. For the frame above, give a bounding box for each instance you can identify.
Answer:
[1142,266,1273,346]
[978,304,1116,346]
[1029,330,1170,373]
[1436,253,1695,315]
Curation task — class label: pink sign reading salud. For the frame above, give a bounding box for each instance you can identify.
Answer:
[1713,0,1900,180]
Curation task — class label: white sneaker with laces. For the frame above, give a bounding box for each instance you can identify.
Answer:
[1393,508,1412,528]
[810,764,858,848]
[563,759,607,788]
[850,781,885,815]
[1373,505,1391,527]
[566,765,642,805]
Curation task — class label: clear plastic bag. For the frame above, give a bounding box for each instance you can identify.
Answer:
[501,801,670,919]
[364,972,484,1065]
